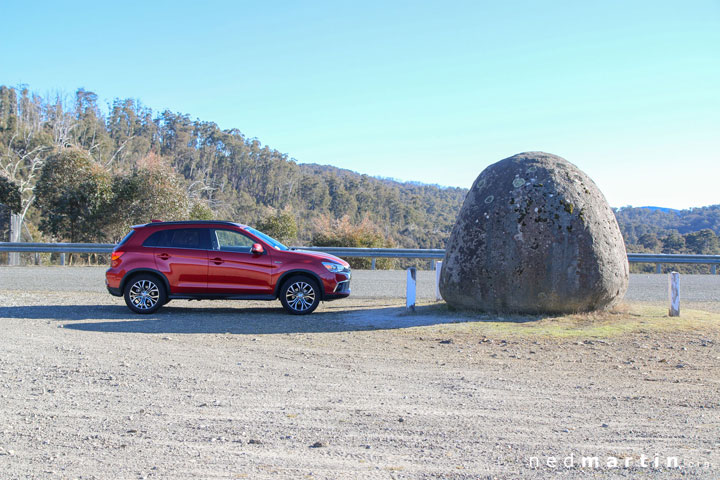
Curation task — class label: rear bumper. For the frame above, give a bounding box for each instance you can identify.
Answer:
[106,268,123,288]
[106,268,123,296]
[107,286,122,297]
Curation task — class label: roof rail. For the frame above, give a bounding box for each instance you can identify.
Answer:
[132,220,245,228]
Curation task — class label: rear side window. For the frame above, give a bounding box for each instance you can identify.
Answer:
[143,228,211,250]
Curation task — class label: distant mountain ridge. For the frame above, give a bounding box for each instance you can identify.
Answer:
[635,206,680,213]
[298,163,454,189]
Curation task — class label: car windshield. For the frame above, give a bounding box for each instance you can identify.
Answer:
[245,226,289,251]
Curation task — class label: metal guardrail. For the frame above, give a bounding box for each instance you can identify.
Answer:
[0,242,115,254]
[626,253,720,264]
[627,253,720,274]
[1,243,719,273]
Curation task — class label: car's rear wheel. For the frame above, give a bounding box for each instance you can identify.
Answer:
[280,276,320,315]
[124,274,166,314]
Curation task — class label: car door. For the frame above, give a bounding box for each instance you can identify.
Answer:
[206,228,273,295]
[147,228,210,294]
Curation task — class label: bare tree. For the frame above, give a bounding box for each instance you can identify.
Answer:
[0,135,51,224]
[46,92,76,148]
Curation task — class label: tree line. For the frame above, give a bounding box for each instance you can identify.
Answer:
[615,206,720,273]
[1,85,718,271]
[0,85,465,253]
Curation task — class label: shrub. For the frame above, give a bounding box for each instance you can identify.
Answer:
[312,215,395,269]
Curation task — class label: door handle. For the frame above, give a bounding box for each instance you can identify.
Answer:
[212,257,224,265]
[158,253,170,260]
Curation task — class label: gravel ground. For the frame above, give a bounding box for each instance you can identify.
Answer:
[1,267,719,479]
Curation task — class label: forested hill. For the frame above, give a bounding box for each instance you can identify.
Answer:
[1,85,718,256]
[615,205,720,239]
[615,205,720,256]
[0,85,466,247]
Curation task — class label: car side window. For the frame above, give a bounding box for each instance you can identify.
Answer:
[143,228,211,250]
[213,229,255,253]
[143,230,168,247]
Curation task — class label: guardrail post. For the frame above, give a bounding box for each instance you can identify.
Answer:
[406,267,416,312]
[656,263,662,274]
[60,253,65,266]
[668,271,680,317]
[712,265,717,275]
[371,258,376,270]
[8,213,21,266]
[435,260,443,301]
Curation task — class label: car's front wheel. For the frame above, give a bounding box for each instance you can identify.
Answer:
[123,274,166,314]
[280,276,321,315]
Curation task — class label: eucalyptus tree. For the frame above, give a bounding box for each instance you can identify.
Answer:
[34,148,112,243]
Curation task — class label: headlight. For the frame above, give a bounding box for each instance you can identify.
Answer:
[322,262,346,273]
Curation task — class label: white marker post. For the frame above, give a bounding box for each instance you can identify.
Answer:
[668,271,680,317]
[406,267,417,312]
[435,260,443,301]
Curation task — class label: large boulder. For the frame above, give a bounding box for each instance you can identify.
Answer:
[440,152,628,313]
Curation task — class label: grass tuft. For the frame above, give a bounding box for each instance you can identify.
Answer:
[407,302,720,339]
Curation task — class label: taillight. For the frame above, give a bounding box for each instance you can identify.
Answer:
[111,251,124,268]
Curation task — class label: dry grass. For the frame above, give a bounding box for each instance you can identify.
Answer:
[404,301,720,339]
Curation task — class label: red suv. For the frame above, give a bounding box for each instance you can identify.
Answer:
[106,221,351,315]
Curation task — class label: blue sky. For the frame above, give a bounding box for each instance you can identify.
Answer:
[2,0,718,209]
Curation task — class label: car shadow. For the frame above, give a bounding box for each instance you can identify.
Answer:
[0,302,540,334]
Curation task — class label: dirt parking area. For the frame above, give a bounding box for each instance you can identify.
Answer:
[1,268,719,479]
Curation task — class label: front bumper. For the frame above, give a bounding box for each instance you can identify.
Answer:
[333,278,350,294]
[323,291,350,301]
[324,275,350,301]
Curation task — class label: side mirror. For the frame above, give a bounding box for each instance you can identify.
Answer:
[251,243,264,254]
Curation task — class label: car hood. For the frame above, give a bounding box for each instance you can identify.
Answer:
[290,249,350,267]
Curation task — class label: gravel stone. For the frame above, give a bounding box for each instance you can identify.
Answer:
[0,267,718,478]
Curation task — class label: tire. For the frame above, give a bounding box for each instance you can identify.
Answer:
[123,274,167,314]
[279,276,321,315]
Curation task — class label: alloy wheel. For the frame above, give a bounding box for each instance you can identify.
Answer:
[284,281,316,312]
[129,279,160,311]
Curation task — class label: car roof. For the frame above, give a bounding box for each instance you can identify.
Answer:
[131,220,249,229]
